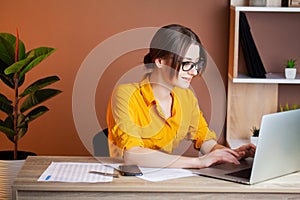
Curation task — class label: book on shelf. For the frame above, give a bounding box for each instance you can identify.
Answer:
[239,12,267,78]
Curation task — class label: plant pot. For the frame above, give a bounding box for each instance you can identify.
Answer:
[285,68,297,79]
[250,136,258,146]
[0,151,36,200]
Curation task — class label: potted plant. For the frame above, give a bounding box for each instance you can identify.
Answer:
[279,103,300,112]
[284,59,297,79]
[0,31,61,199]
[250,126,259,146]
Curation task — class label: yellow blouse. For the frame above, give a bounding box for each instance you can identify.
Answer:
[106,77,216,157]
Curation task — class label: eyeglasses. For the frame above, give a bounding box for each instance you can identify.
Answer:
[181,60,205,74]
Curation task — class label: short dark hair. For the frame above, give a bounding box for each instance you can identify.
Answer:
[143,24,207,76]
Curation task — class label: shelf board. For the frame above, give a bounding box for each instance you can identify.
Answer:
[230,73,300,84]
[231,6,300,13]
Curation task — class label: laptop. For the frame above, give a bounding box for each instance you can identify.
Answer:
[194,109,300,184]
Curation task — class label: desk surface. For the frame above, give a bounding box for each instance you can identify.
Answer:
[12,156,300,200]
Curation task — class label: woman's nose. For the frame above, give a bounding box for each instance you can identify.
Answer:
[188,67,198,76]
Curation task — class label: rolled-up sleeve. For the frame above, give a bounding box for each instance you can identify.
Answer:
[188,97,217,151]
[107,84,144,155]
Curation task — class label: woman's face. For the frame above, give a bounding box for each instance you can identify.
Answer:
[172,44,200,88]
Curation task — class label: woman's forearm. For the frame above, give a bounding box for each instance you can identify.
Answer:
[124,145,242,169]
[123,146,201,168]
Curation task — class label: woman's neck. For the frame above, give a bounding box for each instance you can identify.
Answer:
[149,70,173,118]
[149,70,173,100]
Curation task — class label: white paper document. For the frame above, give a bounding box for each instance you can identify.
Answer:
[138,167,197,182]
[38,162,197,183]
[38,162,115,183]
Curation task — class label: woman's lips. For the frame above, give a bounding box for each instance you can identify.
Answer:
[182,77,192,82]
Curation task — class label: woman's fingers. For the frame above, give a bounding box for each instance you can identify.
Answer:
[235,144,256,159]
[208,148,240,165]
[200,146,256,168]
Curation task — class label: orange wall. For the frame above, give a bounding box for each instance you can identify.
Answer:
[0,0,230,156]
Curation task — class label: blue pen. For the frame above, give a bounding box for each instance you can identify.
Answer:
[45,175,51,181]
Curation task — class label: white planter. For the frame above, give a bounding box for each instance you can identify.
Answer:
[250,136,259,146]
[285,68,297,79]
[0,159,25,200]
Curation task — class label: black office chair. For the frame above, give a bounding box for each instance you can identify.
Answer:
[93,128,110,157]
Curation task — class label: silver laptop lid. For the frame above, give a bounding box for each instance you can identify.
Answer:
[250,109,300,184]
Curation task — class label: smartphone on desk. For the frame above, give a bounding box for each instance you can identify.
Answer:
[119,165,143,176]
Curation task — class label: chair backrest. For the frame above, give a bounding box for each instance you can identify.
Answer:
[93,128,109,157]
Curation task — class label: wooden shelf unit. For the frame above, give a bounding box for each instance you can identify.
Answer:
[226,2,300,148]
[228,5,300,83]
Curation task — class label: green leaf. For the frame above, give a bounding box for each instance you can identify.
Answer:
[0,33,26,66]
[25,106,49,122]
[0,72,14,88]
[15,113,28,139]
[0,65,25,88]
[286,59,296,68]
[19,106,49,126]
[19,47,56,78]
[17,74,25,87]
[0,125,15,137]
[4,55,34,75]
[0,93,12,104]
[4,116,14,129]
[0,33,26,88]
[0,93,13,115]
[0,34,16,65]
[17,113,26,128]
[0,116,16,142]
[20,76,60,98]
[3,47,55,78]
[20,88,62,113]
[0,119,15,137]
[0,102,13,115]
[16,106,50,141]
[17,123,28,140]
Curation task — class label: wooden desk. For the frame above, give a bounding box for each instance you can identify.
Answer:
[12,156,300,200]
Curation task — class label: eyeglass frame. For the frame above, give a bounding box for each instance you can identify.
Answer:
[180,58,206,75]
[163,45,207,75]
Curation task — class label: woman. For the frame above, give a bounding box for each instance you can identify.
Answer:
[106,24,255,168]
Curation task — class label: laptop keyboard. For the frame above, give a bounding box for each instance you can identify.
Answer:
[226,168,252,179]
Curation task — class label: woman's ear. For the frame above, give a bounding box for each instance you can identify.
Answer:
[154,58,165,68]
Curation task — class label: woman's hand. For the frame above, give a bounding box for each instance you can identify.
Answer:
[197,143,256,168]
[198,148,241,168]
[234,143,256,160]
